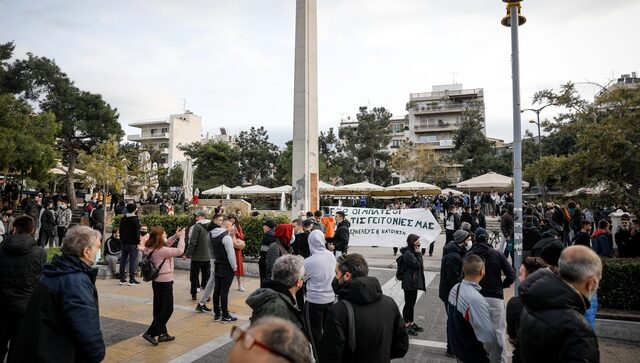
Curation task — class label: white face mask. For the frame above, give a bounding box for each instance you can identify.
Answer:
[464,241,473,250]
[290,234,296,244]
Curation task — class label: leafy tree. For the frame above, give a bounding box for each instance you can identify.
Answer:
[338,106,393,185]
[452,104,509,179]
[236,127,279,185]
[0,94,59,180]
[78,136,129,193]
[390,140,449,186]
[180,140,240,189]
[166,163,184,189]
[318,128,343,182]
[275,141,293,185]
[1,43,123,208]
[525,82,640,212]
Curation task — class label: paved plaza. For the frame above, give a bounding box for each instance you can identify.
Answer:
[95,233,640,362]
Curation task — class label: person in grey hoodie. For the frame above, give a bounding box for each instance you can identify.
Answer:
[303,230,336,359]
[210,219,237,322]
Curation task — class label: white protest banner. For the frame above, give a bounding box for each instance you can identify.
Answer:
[326,207,442,247]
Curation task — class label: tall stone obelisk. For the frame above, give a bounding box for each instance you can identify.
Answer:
[291,0,319,216]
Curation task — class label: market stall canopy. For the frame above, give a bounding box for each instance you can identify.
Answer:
[319,180,336,192]
[332,181,384,195]
[51,163,86,176]
[270,185,292,194]
[229,185,272,195]
[456,172,529,192]
[381,181,441,196]
[564,183,608,197]
[202,184,233,195]
[441,188,463,196]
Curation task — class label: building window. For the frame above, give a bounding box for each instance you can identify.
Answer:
[150,129,157,135]
[161,128,168,133]
[391,140,400,148]
[418,135,437,144]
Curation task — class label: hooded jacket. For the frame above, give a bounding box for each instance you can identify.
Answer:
[439,241,465,303]
[522,218,542,251]
[591,229,612,257]
[186,219,211,261]
[10,255,105,363]
[246,279,303,329]
[266,224,294,279]
[0,234,46,314]
[304,230,336,304]
[468,242,516,299]
[210,227,236,275]
[319,276,409,363]
[331,219,351,252]
[519,269,599,363]
[400,247,426,291]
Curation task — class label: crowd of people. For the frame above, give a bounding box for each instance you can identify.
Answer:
[0,188,635,362]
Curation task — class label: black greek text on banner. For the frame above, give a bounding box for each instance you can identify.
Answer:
[327,207,442,247]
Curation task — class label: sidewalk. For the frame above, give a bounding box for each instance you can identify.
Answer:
[99,270,257,362]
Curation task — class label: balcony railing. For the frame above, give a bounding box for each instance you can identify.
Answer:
[410,88,483,100]
[127,133,170,141]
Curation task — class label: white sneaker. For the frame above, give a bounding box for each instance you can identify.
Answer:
[197,288,201,292]
[238,286,245,292]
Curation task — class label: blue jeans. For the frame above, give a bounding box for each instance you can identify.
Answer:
[119,244,139,281]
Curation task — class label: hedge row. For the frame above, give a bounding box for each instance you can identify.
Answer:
[598,257,640,311]
[111,213,291,258]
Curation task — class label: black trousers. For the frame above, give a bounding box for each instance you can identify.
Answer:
[258,251,267,285]
[403,289,418,323]
[119,244,139,281]
[213,272,234,317]
[190,260,211,295]
[147,281,174,337]
[0,313,22,361]
[57,226,68,245]
[305,301,334,360]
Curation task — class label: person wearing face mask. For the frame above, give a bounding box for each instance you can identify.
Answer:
[400,234,426,336]
[10,226,105,362]
[438,229,471,357]
[519,246,602,362]
[246,255,305,330]
[468,227,516,363]
[319,253,408,363]
[614,214,635,257]
[119,203,142,285]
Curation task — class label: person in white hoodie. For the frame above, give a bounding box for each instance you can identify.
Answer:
[210,219,237,322]
[303,230,336,359]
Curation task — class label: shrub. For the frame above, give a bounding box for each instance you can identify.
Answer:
[598,257,640,311]
[112,214,192,236]
[240,213,291,257]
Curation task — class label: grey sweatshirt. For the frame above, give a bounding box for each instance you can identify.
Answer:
[304,230,336,304]
[210,227,237,272]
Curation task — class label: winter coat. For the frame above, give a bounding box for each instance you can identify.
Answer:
[304,230,336,304]
[473,211,487,230]
[319,276,409,363]
[460,212,476,230]
[331,220,351,252]
[266,240,291,279]
[246,279,303,329]
[260,230,278,252]
[522,220,542,251]
[572,231,592,247]
[468,242,516,299]
[56,207,72,227]
[210,227,237,276]
[400,247,426,291]
[591,229,613,257]
[614,228,635,257]
[10,255,105,363]
[90,208,104,230]
[519,269,599,363]
[143,235,185,283]
[119,214,141,245]
[439,241,465,303]
[185,220,211,261]
[0,234,46,314]
[291,231,311,258]
[506,296,523,363]
[500,212,514,240]
[41,208,56,235]
[104,236,122,256]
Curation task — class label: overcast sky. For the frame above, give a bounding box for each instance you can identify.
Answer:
[2,0,638,147]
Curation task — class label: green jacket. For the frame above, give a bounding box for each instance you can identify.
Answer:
[245,279,303,329]
[185,221,210,262]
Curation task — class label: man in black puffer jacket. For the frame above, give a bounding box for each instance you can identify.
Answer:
[10,225,105,363]
[320,254,408,363]
[519,245,602,362]
[468,227,515,363]
[0,216,46,361]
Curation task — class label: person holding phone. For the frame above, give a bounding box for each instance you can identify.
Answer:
[142,226,185,346]
[400,234,426,336]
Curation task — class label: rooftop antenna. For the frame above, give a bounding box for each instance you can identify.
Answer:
[181,98,186,113]
[450,72,459,85]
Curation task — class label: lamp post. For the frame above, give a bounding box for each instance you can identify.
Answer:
[522,104,550,201]
[501,0,526,293]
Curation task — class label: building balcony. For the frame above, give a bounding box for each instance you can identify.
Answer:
[129,118,170,127]
[410,88,483,101]
[159,147,169,154]
[127,133,170,142]
[414,123,460,132]
[412,103,466,115]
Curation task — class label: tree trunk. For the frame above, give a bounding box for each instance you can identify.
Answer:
[67,154,78,210]
[370,156,375,182]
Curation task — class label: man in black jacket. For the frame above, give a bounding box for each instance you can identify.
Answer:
[0,216,46,361]
[259,219,278,284]
[10,225,105,362]
[327,211,350,258]
[118,203,141,285]
[468,227,516,363]
[319,253,408,363]
[519,245,602,362]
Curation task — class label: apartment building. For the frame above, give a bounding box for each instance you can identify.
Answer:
[127,111,202,166]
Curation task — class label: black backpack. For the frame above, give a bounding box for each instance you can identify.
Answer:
[139,250,167,282]
[395,253,405,280]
